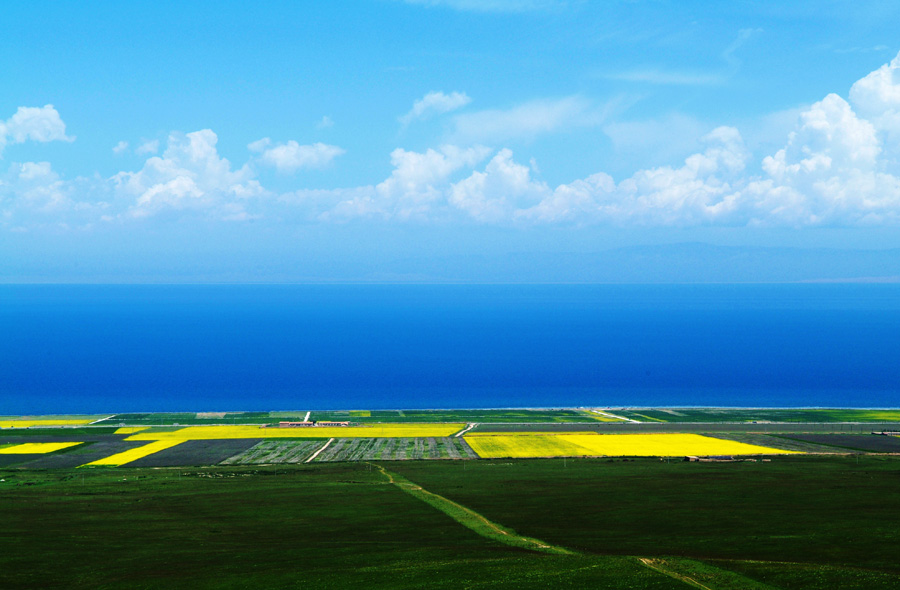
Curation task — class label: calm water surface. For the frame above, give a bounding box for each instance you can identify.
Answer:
[1,284,899,413]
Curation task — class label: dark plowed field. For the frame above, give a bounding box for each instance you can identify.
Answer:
[0,454,42,467]
[779,434,900,453]
[127,439,262,467]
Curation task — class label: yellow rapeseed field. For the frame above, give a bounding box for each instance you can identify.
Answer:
[464,433,797,459]
[83,440,185,466]
[113,427,150,434]
[0,418,97,428]
[124,423,465,441]
[0,442,83,454]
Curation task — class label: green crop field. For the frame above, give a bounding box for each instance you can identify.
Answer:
[1,455,898,589]
[611,408,900,423]
[388,455,900,589]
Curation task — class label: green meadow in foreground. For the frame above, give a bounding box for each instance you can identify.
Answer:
[1,455,898,589]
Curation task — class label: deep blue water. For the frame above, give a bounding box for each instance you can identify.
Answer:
[2,284,899,414]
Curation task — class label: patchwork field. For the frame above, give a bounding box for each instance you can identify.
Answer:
[464,433,797,458]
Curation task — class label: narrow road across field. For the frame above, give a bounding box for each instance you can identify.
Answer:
[305,438,334,463]
[454,423,477,437]
[369,462,575,555]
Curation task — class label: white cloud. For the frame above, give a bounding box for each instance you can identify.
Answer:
[316,115,334,129]
[450,149,548,222]
[113,129,264,219]
[371,145,490,219]
[451,96,612,143]
[251,139,345,173]
[0,161,74,219]
[112,141,129,155]
[1,105,74,156]
[10,51,900,230]
[135,139,160,156]
[400,91,471,126]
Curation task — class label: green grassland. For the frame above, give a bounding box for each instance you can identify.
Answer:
[0,463,682,590]
[1,456,898,589]
[389,455,900,589]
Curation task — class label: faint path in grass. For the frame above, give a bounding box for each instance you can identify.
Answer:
[638,557,779,590]
[370,462,575,556]
[305,438,334,463]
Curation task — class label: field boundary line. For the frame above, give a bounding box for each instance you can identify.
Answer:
[454,423,477,437]
[369,462,575,556]
[89,416,115,425]
[305,438,334,463]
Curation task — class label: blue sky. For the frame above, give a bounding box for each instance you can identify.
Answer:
[3,0,900,281]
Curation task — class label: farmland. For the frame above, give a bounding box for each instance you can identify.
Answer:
[464,433,797,458]
[610,408,900,423]
[0,442,82,454]
[1,455,898,589]
[123,422,466,440]
[83,440,185,467]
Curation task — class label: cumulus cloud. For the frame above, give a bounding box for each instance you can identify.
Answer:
[10,51,900,229]
[400,91,471,126]
[113,129,264,219]
[250,139,345,173]
[1,105,74,156]
[112,141,129,155]
[1,161,69,213]
[322,145,490,220]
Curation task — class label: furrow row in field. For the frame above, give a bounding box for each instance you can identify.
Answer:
[309,437,477,462]
[221,440,324,465]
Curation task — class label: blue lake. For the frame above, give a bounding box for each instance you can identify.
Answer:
[2,284,899,413]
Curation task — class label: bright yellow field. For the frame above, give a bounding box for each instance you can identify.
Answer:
[113,427,150,434]
[125,423,466,441]
[0,442,82,454]
[464,433,797,459]
[0,418,97,428]
[467,431,600,436]
[83,440,185,466]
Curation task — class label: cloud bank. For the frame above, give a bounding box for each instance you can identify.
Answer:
[5,52,900,229]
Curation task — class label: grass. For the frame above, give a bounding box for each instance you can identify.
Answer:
[463,433,797,459]
[0,463,685,590]
[372,463,574,555]
[2,456,899,588]
[390,455,900,582]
